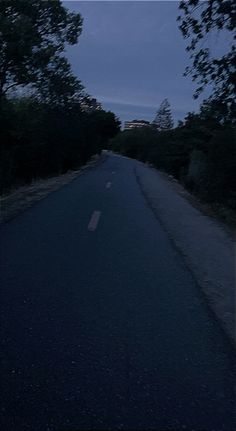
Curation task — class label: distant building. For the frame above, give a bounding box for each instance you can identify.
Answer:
[124,119,150,130]
[80,97,102,113]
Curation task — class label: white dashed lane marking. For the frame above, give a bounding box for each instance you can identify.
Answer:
[88,211,101,231]
[106,182,112,189]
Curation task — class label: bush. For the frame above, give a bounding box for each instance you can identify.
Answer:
[203,129,236,207]
[0,97,120,193]
[110,117,236,210]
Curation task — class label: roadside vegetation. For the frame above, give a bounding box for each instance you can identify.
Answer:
[110,100,236,213]
[0,0,120,194]
[110,0,236,217]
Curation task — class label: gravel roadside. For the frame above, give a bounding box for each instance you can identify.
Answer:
[0,153,105,224]
[135,161,235,346]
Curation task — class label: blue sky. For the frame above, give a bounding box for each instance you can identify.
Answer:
[63,1,224,125]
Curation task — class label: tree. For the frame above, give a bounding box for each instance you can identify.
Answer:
[153,99,174,130]
[35,56,83,106]
[0,1,122,192]
[177,0,236,117]
[0,0,83,102]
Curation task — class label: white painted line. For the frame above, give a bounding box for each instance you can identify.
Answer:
[112,171,115,174]
[106,182,112,189]
[88,211,101,231]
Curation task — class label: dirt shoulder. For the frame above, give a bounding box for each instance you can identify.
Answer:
[135,161,235,347]
[0,154,104,224]
[157,170,236,234]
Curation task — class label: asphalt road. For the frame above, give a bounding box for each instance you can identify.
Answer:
[0,153,235,431]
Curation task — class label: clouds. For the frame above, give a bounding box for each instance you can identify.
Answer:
[64,1,211,124]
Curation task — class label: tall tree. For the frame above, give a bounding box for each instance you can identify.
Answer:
[177,0,236,117]
[153,99,174,130]
[0,0,83,102]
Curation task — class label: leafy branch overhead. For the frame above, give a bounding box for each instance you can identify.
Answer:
[0,0,83,103]
[177,0,236,113]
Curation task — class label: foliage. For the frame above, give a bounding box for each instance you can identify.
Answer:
[177,0,236,119]
[0,96,120,193]
[110,98,236,209]
[0,0,120,193]
[203,128,236,207]
[153,99,174,130]
[0,0,83,103]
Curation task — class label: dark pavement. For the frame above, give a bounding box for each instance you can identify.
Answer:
[0,153,235,431]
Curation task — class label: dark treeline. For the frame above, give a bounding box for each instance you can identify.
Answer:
[0,1,120,193]
[110,98,236,210]
[111,0,236,213]
[0,97,120,192]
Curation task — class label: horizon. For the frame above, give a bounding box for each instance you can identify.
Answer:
[63,0,224,125]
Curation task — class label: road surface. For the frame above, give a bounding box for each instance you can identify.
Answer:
[0,153,235,430]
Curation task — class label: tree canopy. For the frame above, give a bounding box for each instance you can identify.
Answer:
[177,0,236,117]
[0,1,121,193]
[0,0,83,102]
[153,99,174,131]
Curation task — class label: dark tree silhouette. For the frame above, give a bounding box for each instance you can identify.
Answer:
[0,1,121,192]
[0,0,83,102]
[153,99,174,130]
[177,0,236,118]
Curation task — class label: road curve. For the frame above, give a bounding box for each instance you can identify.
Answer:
[0,153,235,430]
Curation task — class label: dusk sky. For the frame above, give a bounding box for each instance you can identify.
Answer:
[64,1,223,126]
